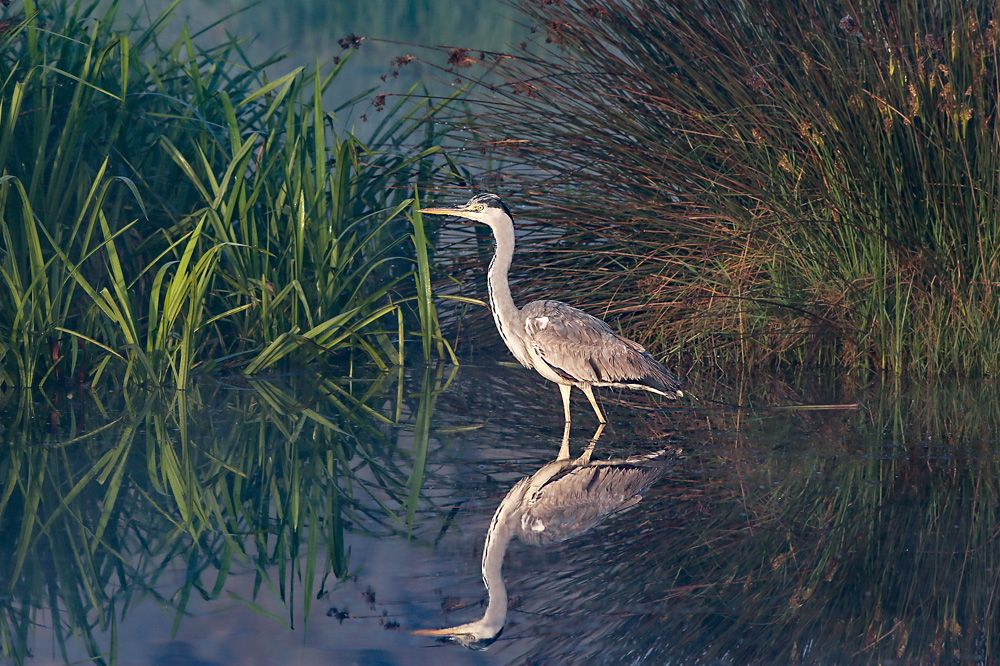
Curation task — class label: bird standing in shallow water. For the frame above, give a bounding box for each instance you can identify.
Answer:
[419,193,682,433]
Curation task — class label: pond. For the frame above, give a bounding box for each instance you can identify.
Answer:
[2,363,999,665]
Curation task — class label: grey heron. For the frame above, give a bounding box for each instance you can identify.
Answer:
[419,193,683,431]
[413,425,671,648]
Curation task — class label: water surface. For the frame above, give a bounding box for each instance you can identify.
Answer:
[2,364,999,665]
[116,0,521,137]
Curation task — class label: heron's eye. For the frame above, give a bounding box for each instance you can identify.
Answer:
[476,205,486,212]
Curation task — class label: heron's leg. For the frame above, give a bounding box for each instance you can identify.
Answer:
[557,421,571,460]
[581,384,606,423]
[558,384,573,423]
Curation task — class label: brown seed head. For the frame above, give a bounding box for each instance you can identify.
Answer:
[545,20,568,44]
[924,33,944,51]
[337,33,362,50]
[745,72,768,92]
[447,47,475,68]
[839,15,861,35]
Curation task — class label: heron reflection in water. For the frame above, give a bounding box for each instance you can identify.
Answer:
[413,425,674,648]
[419,194,683,436]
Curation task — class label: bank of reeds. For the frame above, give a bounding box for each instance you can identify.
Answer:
[441,0,1000,376]
[0,0,452,389]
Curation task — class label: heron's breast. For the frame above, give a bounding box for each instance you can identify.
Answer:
[525,343,573,384]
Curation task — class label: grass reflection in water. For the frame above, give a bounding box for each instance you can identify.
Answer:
[0,366,453,664]
[464,378,1000,665]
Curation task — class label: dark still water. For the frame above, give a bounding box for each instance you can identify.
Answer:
[2,364,999,665]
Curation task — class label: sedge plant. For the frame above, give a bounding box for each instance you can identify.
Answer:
[443,0,1000,377]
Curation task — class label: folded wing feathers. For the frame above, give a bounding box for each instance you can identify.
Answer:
[517,464,663,546]
[521,300,681,396]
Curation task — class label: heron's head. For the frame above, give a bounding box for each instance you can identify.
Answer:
[418,193,512,230]
[412,623,503,650]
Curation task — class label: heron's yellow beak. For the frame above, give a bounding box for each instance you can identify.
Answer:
[418,206,477,220]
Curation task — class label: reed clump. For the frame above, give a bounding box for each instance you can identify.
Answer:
[0,0,452,389]
[455,0,1000,376]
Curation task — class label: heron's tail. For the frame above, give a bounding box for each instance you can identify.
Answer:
[636,352,683,399]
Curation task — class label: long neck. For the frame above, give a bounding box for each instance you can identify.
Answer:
[432,483,522,643]
[476,515,513,637]
[477,476,531,634]
[486,220,530,366]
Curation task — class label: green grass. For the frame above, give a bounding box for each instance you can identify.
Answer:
[0,0,454,388]
[438,0,1000,377]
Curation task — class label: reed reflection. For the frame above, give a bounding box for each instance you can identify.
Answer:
[0,367,450,666]
[414,424,674,648]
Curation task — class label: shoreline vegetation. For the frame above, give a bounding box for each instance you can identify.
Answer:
[432,0,1000,378]
[0,0,454,389]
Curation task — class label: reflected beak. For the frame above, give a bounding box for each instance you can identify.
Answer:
[418,206,477,220]
[412,624,501,650]
[411,627,465,637]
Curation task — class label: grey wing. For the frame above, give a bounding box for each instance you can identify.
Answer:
[517,464,663,546]
[521,300,681,395]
